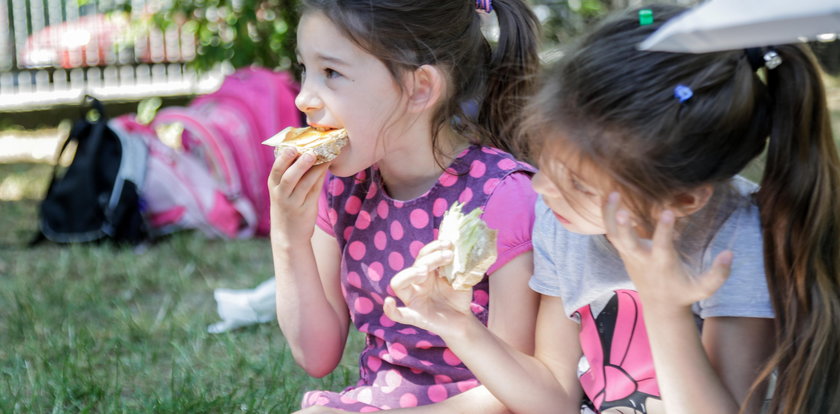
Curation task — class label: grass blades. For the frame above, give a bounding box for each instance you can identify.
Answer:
[0,163,363,412]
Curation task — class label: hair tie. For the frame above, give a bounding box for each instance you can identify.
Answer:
[744,47,783,71]
[674,84,693,103]
[476,0,493,13]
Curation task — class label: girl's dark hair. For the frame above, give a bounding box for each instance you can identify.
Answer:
[524,4,840,413]
[300,0,540,157]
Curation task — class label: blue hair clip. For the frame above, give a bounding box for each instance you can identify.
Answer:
[476,0,493,13]
[674,84,693,103]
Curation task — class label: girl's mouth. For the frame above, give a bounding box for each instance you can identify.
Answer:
[308,123,339,132]
[553,212,571,224]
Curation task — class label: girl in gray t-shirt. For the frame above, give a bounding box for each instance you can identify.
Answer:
[527,177,773,413]
[383,4,840,414]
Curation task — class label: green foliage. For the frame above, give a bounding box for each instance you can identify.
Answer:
[152,0,300,73]
[535,0,609,45]
[136,97,163,125]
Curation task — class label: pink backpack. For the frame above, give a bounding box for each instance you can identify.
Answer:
[110,115,257,239]
[151,67,302,235]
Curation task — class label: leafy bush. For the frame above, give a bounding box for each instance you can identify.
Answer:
[151,0,300,72]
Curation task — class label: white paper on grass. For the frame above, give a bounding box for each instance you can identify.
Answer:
[207,277,276,333]
[639,0,840,53]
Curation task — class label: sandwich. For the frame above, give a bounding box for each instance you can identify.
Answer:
[262,126,349,165]
[437,201,498,291]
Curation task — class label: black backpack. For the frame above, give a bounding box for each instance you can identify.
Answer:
[33,98,149,245]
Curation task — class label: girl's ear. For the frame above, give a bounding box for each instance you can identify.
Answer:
[667,184,714,217]
[405,64,446,113]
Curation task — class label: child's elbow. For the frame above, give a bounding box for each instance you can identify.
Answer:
[292,350,340,378]
[301,363,334,378]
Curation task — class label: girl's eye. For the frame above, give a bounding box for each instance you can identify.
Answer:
[571,177,595,196]
[296,63,306,78]
[324,68,341,79]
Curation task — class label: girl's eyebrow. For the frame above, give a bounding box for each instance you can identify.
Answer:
[315,53,349,67]
[294,49,349,67]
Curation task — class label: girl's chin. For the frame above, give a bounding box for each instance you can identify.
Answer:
[327,158,362,178]
[327,163,351,178]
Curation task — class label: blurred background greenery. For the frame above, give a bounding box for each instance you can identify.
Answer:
[146,0,300,73]
[146,0,839,76]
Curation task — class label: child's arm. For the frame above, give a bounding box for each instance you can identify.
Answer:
[384,241,584,413]
[269,151,350,377]
[604,193,775,413]
[634,304,774,414]
[431,293,585,414]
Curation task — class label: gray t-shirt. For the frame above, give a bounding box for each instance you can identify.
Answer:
[529,176,774,321]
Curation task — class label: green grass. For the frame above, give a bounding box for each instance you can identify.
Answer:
[0,163,364,413]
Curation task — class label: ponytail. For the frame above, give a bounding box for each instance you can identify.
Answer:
[477,0,540,156]
[753,44,840,413]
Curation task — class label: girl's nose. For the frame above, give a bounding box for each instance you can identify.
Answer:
[295,83,323,113]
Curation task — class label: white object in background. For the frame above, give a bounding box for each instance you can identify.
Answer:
[207,277,276,334]
[639,0,840,53]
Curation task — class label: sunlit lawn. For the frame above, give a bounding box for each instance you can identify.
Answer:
[0,161,364,412]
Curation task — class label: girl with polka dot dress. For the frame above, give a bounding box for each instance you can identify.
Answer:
[268,0,541,412]
[385,5,840,414]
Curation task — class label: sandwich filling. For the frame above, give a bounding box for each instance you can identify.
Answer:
[437,201,498,291]
[262,126,349,165]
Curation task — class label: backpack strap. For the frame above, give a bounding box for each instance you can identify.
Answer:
[30,121,94,246]
[31,97,108,246]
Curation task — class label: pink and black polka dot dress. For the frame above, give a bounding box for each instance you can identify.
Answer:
[304,145,537,411]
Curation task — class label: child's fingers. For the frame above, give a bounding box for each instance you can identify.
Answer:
[696,250,733,299]
[297,162,330,205]
[383,297,416,327]
[413,247,453,274]
[612,209,643,255]
[390,265,430,298]
[416,239,453,259]
[651,210,676,258]
[268,148,299,186]
[603,192,621,236]
[304,164,330,205]
[298,162,329,193]
[603,192,637,251]
[383,297,402,322]
[277,153,317,196]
